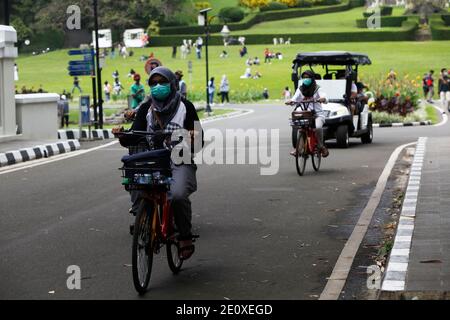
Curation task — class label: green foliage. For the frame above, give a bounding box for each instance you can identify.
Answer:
[295,0,314,7]
[219,7,246,23]
[194,1,212,10]
[371,111,423,124]
[147,21,160,37]
[20,29,65,53]
[10,17,33,45]
[260,2,289,12]
[356,16,407,28]
[430,18,450,40]
[363,6,394,18]
[442,14,450,25]
[160,0,351,35]
[151,19,418,46]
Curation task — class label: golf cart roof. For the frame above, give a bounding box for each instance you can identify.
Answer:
[293,51,372,66]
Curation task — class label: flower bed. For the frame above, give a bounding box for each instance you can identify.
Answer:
[363,74,421,117]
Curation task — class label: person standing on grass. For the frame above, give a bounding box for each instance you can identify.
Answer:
[113,78,124,95]
[175,70,187,99]
[71,77,82,94]
[208,77,216,106]
[439,68,450,111]
[104,81,112,102]
[14,63,19,81]
[130,74,145,110]
[426,70,435,103]
[282,86,292,102]
[219,75,230,105]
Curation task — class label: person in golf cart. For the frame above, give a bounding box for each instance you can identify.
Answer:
[286,70,329,158]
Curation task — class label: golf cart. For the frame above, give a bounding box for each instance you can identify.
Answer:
[291,51,373,148]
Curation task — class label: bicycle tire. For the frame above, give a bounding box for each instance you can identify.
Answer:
[296,132,307,176]
[132,200,155,295]
[312,148,321,172]
[167,237,183,274]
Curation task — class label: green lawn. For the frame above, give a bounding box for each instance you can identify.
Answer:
[15,41,450,105]
[426,104,440,124]
[231,7,407,34]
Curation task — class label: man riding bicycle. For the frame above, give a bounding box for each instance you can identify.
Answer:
[286,70,329,158]
[114,67,203,260]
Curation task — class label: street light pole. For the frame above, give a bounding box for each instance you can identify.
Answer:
[199,8,213,115]
[93,0,104,129]
[4,0,10,25]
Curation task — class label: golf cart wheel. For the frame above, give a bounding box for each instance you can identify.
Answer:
[361,119,373,144]
[336,125,349,148]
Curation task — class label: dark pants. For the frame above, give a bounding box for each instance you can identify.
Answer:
[221,92,229,103]
[61,115,69,128]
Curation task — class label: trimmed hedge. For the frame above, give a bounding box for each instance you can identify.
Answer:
[150,20,418,46]
[356,16,407,28]
[442,14,450,26]
[430,19,450,40]
[362,6,393,18]
[159,0,353,35]
[260,2,289,12]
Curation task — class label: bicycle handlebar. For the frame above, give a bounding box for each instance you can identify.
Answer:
[114,130,172,138]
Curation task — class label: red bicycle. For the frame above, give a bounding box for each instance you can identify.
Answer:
[290,101,322,176]
[116,130,198,295]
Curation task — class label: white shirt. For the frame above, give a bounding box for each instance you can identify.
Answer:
[291,86,327,118]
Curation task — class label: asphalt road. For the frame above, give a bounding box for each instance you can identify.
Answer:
[0,103,448,300]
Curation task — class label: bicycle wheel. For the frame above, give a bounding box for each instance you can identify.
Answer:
[295,132,308,176]
[167,237,183,274]
[312,147,322,172]
[132,200,156,295]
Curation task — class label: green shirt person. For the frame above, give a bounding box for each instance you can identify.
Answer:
[130,73,145,109]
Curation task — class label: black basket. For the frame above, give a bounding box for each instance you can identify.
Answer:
[120,149,172,190]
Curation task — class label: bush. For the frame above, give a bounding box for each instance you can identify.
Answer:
[296,0,313,7]
[20,28,65,53]
[150,20,418,46]
[219,7,245,23]
[159,0,351,35]
[430,19,450,40]
[442,14,450,26]
[311,0,340,6]
[356,16,407,28]
[260,2,289,12]
[363,6,393,18]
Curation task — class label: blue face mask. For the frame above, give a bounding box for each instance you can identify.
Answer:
[151,83,171,101]
[302,78,313,86]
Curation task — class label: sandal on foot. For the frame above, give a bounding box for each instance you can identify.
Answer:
[179,243,195,260]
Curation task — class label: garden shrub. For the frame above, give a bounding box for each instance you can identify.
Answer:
[260,2,289,12]
[219,7,246,23]
[363,6,393,18]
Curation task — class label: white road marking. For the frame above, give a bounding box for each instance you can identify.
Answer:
[319,141,416,300]
[0,141,119,175]
[431,105,448,127]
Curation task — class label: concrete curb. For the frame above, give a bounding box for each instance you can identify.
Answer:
[0,140,80,168]
[381,137,428,293]
[58,129,113,140]
[374,121,432,128]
